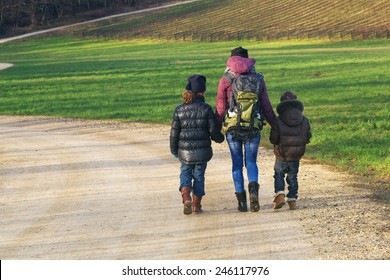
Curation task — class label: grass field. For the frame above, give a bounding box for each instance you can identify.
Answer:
[0,37,389,179]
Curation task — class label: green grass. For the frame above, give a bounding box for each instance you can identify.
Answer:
[0,37,389,179]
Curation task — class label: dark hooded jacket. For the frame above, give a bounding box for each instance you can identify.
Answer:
[170,96,224,165]
[269,99,312,161]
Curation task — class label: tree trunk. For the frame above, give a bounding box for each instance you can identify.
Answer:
[0,1,4,26]
[30,0,38,27]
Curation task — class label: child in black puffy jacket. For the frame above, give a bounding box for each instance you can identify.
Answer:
[170,74,224,215]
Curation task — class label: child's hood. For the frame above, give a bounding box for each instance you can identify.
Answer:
[277,99,304,126]
[226,56,256,74]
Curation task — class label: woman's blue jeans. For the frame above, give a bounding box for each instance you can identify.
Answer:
[273,160,300,199]
[179,162,207,197]
[226,132,260,193]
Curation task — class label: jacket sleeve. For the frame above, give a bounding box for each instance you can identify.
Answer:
[169,108,181,154]
[269,118,280,145]
[207,106,225,143]
[260,79,276,125]
[306,118,312,144]
[215,77,230,129]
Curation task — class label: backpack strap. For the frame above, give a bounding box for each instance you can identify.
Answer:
[254,73,265,125]
[223,71,240,137]
[223,71,236,111]
[254,73,264,97]
[223,69,235,84]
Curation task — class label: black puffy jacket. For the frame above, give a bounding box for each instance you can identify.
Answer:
[269,99,312,161]
[170,97,224,164]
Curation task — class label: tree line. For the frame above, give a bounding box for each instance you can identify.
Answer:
[0,0,175,36]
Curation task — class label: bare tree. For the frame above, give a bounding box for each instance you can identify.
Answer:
[0,0,177,36]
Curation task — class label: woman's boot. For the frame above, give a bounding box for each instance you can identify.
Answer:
[181,186,192,215]
[248,182,260,212]
[192,194,202,214]
[235,191,247,212]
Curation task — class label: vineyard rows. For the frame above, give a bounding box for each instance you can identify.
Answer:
[77,0,390,41]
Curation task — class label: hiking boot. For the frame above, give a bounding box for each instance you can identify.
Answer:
[273,192,286,209]
[288,199,297,210]
[181,186,192,215]
[248,181,260,212]
[235,191,248,212]
[192,194,202,214]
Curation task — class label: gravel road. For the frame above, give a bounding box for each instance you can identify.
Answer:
[1,0,388,263]
[0,116,388,259]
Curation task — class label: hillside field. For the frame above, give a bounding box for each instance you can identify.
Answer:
[75,0,390,41]
[0,37,389,180]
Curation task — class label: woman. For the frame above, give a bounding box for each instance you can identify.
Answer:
[215,47,276,212]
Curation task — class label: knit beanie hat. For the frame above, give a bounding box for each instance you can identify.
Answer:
[231,46,249,58]
[185,74,206,94]
[280,91,297,102]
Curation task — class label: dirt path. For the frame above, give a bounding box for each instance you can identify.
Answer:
[1,1,388,261]
[0,116,388,260]
[0,0,200,44]
[0,63,13,70]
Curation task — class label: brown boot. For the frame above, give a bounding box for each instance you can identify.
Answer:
[288,200,297,210]
[181,186,192,215]
[273,192,285,209]
[192,194,202,214]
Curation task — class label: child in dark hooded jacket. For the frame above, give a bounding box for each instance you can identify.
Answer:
[269,91,312,210]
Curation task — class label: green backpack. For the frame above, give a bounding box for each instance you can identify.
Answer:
[222,73,265,138]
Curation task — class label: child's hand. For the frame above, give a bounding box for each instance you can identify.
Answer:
[213,132,225,143]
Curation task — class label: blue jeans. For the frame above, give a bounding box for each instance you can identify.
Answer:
[226,132,260,193]
[179,162,207,197]
[274,160,300,199]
